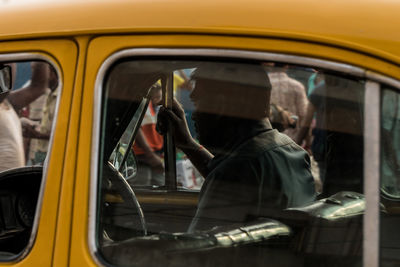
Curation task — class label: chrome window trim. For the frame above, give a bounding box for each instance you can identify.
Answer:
[366,71,400,92]
[89,51,113,267]
[0,53,63,262]
[364,81,381,267]
[89,48,398,267]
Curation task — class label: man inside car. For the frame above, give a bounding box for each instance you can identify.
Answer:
[157,62,316,231]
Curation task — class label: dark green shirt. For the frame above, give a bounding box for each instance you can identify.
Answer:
[189,120,316,232]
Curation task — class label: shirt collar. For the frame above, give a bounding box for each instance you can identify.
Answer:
[207,119,273,172]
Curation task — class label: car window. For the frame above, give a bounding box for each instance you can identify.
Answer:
[380,86,400,266]
[111,70,204,190]
[381,88,400,197]
[96,57,367,267]
[1,61,59,170]
[0,60,59,258]
[174,69,205,190]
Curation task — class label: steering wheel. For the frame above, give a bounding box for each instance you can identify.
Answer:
[100,162,147,242]
[0,166,42,255]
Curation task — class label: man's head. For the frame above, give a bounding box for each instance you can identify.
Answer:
[189,62,271,152]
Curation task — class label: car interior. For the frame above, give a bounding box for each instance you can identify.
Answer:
[96,58,370,267]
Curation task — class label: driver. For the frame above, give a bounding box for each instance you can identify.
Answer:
[157,62,316,231]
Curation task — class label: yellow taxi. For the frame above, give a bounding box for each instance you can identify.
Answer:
[0,0,399,266]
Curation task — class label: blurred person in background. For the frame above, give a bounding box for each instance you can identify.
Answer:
[24,64,59,165]
[296,72,364,197]
[131,84,164,186]
[0,62,51,171]
[266,63,308,141]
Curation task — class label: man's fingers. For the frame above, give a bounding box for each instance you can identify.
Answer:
[156,106,181,134]
[161,106,180,122]
[156,109,169,134]
[171,98,185,118]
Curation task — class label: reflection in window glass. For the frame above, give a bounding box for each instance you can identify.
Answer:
[1,61,59,170]
[97,58,366,267]
[380,87,400,267]
[305,73,365,197]
[130,83,165,187]
[0,60,59,258]
[381,89,400,197]
[174,69,204,190]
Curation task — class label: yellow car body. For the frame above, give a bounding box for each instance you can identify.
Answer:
[0,0,398,266]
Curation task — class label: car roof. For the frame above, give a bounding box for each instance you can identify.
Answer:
[1,0,399,64]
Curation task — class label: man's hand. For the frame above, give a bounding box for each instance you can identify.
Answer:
[8,62,51,111]
[157,98,196,150]
[20,117,50,139]
[156,98,214,178]
[20,117,40,138]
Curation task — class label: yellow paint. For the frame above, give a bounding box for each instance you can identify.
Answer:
[0,40,77,267]
[51,36,88,267]
[0,0,400,65]
[0,0,398,266]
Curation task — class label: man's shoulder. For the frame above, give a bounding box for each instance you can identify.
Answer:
[209,130,308,183]
[234,130,302,158]
[287,77,305,92]
[268,72,305,91]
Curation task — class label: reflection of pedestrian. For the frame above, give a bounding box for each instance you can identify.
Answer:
[32,89,58,164]
[26,88,50,163]
[267,64,308,140]
[131,84,164,186]
[381,90,400,195]
[23,64,59,165]
[0,62,51,172]
[296,73,364,197]
[0,99,25,171]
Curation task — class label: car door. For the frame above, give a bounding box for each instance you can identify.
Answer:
[71,34,400,267]
[0,39,77,267]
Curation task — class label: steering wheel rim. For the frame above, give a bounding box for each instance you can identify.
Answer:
[101,162,147,240]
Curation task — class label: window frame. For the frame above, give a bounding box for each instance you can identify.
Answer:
[0,53,63,262]
[90,48,400,267]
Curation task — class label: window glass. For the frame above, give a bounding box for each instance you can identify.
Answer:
[0,60,59,258]
[380,87,400,267]
[381,89,400,197]
[174,69,204,190]
[97,58,366,267]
